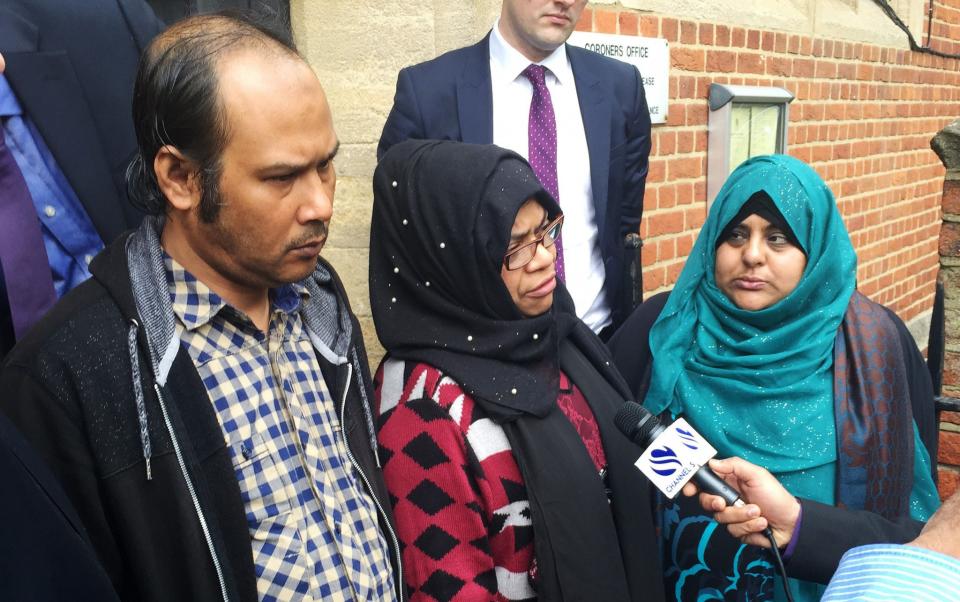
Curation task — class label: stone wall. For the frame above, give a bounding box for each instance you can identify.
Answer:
[934,119,960,499]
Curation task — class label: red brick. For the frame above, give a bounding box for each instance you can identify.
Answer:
[731,27,746,48]
[661,17,679,42]
[658,130,677,155]
[676,131,694,153]
[774,32,787,53]
[793,58,814,77]
[707,50,737,72]
[938,468,959,501]
[640,15,658,38]
[942,223,960,258]
[943,411,960,426]
[680,20,697,44]
[647,158,666,183]
[676,76,696,99]
[644,266,664,291]
[746,29,760,49]
[766,56,791,76]
[618,12,638,36]
[575,7,592,32]
[668,156,702,180]
[672,47,705,71]
[699,23,714,46]
[815,60,838,79]
[716,25,731,47]
[595,10,617,33]
[788,34,800,54]
[666,261,684,284]
[686,104,708,126]
[738,52,764,74]
[761,31,774,51]
[648,210,685,235]
[944,181,960,214]
[942,426,960,465]
[659,185,677,209]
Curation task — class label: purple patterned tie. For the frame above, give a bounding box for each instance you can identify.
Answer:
[522,64,565,281]
[0,127,56,338]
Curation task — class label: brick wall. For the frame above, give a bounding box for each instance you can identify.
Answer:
[575,3,960,498]
[927,0,960,55]
[577,5,959,325]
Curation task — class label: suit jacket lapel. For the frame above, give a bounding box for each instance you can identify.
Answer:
[4,51,126,243]
[457,35,494,144]
[569,47,611,242]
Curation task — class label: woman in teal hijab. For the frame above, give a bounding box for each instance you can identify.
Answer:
[611,155,940,601]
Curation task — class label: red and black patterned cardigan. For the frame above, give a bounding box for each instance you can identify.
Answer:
[374,358,606,602]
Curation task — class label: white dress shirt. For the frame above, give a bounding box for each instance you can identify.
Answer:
[489,21,611,333]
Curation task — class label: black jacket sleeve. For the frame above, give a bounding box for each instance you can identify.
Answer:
[0,410,119,601]
[377,67,424,161]
[620,66,652,238]
[0,362,125,587]
[786,498,924,584]
[608,291,670,400]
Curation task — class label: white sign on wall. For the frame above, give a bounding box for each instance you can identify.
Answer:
[567,32,669,124]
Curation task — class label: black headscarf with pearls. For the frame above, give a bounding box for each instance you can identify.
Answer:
[370,139,577,421]
[370,140,664,601]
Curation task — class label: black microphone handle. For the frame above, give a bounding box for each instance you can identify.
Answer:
[692,464,744,507]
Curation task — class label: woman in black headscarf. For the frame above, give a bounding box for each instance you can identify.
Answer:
[369,140,663,602]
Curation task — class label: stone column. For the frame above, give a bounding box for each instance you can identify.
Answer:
[933,119,960,499]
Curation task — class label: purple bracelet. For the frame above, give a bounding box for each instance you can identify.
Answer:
[780,499,803,561]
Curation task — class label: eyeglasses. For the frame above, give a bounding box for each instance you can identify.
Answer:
[503,215,564,271]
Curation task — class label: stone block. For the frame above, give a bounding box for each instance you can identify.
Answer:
[322,247,370,318]
[932,118,960,170]
[940,222,960,257]
[329,176,374,249]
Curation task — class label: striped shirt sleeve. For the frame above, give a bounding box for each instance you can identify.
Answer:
[821,544,960,601]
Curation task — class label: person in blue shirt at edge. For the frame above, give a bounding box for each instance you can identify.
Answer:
[0,0,163,359]
[683,456,960,601]
[608,154,940,601]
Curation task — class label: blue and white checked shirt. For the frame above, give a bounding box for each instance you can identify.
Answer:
[166,255,395,602]
[822,544,960,601]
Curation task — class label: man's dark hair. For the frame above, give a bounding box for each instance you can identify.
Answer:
[127,11,299,221]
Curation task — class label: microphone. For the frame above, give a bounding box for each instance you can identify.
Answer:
[615,402,796,602]
[614,401,743,506]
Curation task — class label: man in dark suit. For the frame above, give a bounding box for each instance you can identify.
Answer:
[0,0,163,359]
[378,0,651,336]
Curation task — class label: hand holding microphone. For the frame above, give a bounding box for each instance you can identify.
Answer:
[613,401,744,507]
[682,457,801,550]
[615,401,797,601]
[614,401,798,548]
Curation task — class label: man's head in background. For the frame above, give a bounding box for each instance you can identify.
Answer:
[498,0,588,62]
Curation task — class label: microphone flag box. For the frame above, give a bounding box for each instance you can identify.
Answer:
[634,418,717,499]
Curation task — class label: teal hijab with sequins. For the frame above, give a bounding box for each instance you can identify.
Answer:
[644,155,857,493]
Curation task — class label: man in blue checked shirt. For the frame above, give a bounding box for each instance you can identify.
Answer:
[0,12,402,602]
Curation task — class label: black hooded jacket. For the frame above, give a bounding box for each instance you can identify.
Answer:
[0,224,403,602]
